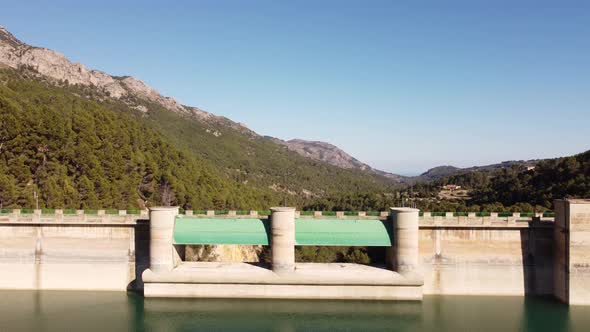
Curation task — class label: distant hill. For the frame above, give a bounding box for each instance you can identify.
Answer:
[412,160,540,183]
[269,138,409,183]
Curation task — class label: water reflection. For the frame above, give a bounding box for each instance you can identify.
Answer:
[0,291,589,332]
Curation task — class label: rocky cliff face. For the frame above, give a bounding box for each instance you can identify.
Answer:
[279,139,371,170]
[0,25,217,121]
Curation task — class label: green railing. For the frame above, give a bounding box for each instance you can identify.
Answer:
[2,209,556,219]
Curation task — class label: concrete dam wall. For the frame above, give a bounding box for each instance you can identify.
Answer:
[0,200,588,304]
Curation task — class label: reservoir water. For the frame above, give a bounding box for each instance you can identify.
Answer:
[1,291,589,331]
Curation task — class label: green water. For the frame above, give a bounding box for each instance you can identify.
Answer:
[1,291,589,331]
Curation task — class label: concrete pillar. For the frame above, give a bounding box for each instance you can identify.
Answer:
[270,207,295,274]
[149,206,179,272]
[97,210,106,223]
[388,208,420,275]
[185,210,194,216]
[76,209,85,222]
[206,210,215,217]
[554,199,590,305]
[336,211,344,218]
[33,209,41,222]
[55,209,63,222]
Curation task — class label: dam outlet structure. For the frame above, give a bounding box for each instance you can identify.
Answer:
[142,207,424,300]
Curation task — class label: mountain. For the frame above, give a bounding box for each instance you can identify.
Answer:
[274,139,372,171]
[0,27,580,208]
[269,138,542,185]
[0,26,227,122]
[270,138,410,183]
[0,26,401,209]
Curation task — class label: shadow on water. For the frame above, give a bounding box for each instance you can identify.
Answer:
[1,291,590,332]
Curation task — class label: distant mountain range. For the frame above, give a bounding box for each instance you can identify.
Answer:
[0,25,564,208]
[270,137,542,184]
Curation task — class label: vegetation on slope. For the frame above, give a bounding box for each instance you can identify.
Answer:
[0,69,275,209]
[410,150,590,211]
[1,68,587,212]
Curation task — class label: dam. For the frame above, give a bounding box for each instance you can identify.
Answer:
[0,199,589,304]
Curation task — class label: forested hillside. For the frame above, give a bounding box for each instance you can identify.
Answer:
[0,69,396,209]
[411,150,590,211]
[0,69,277,209]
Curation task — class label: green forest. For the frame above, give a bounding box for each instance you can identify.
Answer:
[0,68,588,212]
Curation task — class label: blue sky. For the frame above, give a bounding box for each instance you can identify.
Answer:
[2,0,589,175]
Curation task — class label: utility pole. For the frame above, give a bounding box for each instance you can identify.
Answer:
[33,190,39,210]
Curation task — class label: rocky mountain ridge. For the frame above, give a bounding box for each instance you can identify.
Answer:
[0,25,221,120]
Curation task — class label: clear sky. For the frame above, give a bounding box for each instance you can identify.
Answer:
[2,0,589,175]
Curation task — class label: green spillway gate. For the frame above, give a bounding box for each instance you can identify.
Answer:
[173,218,271,245]
[173,217,392,246]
